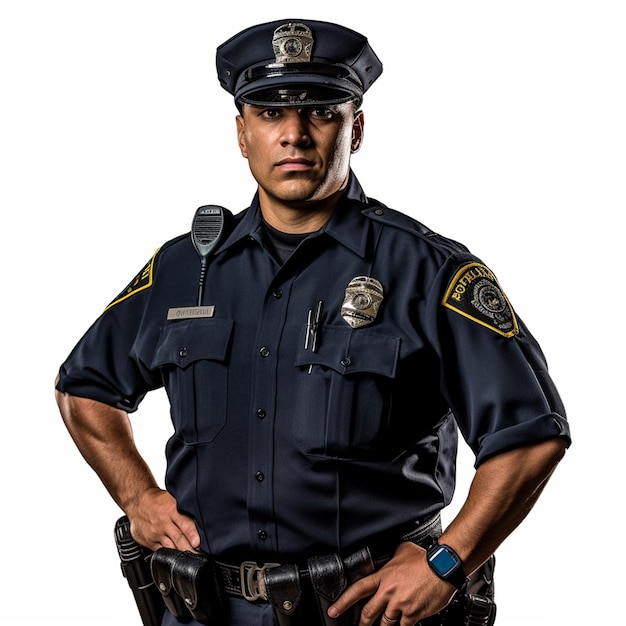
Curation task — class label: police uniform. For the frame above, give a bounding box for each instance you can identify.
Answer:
[56,19,571,626]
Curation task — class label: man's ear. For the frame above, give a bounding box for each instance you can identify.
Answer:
[351,110,365,153]
[236,115,248,158]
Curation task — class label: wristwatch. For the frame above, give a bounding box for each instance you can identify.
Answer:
[426,542,467,588]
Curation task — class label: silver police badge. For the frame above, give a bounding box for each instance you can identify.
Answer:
[341,276,384,328]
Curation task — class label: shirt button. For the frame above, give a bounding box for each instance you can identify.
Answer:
[340,357,352,367]
[272,290,283,299]
[179,348,188,358]
[258,530,268,540]
[256,408,266,419]
[255,471,265,482]
[259,346,270,358]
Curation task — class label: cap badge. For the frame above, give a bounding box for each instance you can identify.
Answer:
[341,276,384,328]
[272,23,314,64]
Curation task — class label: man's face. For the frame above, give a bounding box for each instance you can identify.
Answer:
[236,102,363,210]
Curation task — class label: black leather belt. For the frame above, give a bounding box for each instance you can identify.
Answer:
[217,513,442,602]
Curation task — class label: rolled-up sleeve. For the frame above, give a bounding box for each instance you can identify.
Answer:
[425,253,571,467]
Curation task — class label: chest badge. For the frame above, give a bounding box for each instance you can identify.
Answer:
[341,276,384,328]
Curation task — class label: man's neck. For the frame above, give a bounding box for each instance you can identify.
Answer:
[258,189,343,234]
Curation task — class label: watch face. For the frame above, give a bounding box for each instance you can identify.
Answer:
[430,546,460,576]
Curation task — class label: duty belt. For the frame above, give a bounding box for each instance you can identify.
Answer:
[217,513,442,602]
[150,512,497,626]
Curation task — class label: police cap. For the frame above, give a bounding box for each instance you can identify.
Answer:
[216,19,383,108]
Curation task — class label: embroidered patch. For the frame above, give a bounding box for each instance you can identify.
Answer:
[103,248,159,312]
[442,262,518,337]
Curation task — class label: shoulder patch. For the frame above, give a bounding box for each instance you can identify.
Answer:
[442,262,518,337]
[103,248,160,312]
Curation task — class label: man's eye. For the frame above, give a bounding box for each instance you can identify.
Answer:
[310,107,333,119]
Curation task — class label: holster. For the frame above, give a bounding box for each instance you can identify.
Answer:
[463,593,497,626]
[463,554,496,625]
[151,548,228,625]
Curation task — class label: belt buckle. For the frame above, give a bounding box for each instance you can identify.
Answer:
[239,561,280,602]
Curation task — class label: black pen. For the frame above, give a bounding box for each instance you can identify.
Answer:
[311,300,324,353]
[304,309,314,350]
[307,300,324,373]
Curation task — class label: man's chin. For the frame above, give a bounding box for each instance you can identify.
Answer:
[272,183,323,205]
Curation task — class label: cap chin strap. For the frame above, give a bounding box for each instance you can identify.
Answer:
[244,61,358,84]
[239,90,358,107]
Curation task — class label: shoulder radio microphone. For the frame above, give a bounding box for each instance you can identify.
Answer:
[191,205,232,306]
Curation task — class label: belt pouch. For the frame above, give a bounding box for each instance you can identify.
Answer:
[170,551,227,626]
[150,548,192,620]
[342,547,375,585]
[263,563,302,626]
[308,553,354,626]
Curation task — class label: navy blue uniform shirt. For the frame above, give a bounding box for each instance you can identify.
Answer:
[57,173,570,562]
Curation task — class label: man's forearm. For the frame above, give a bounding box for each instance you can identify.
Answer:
[55,387,159,513]
[440,437,568,577]
[55,384,201,550]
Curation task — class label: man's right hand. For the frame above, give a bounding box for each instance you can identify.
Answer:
[55,389,202,553]
[126,487,202,552]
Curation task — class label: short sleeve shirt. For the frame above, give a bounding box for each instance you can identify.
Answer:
[57,173,570,561]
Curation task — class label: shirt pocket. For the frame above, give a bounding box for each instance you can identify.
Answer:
[152,318,234,444]
[293,326,401,458]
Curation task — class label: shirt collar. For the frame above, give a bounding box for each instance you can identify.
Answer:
[218,170,371,259]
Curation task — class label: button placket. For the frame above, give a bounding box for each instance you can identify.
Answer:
[247,278,292,553]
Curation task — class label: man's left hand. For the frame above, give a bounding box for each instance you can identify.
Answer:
[327,541,456,626]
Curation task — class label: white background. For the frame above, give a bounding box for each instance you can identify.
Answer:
[1,1,624,624]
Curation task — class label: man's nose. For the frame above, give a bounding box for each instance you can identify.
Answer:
[280,110,311,146]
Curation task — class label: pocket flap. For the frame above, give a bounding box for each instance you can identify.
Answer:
[295,326,400,378]
[152,318,233,368]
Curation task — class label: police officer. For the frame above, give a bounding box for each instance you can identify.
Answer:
[55,18,571,626]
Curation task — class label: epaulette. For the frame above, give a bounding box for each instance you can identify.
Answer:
[362,197,469,256]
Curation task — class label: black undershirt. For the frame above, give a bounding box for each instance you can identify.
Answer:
[262,220,313,264]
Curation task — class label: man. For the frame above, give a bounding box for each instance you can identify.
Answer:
[55,18,571,626]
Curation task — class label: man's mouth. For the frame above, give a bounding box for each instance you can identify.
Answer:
[276,157,314,171]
